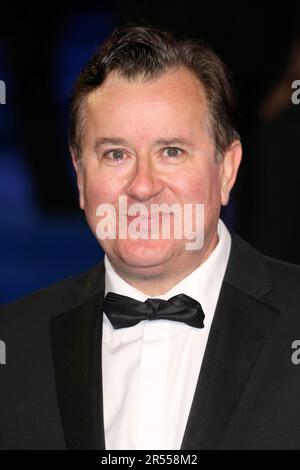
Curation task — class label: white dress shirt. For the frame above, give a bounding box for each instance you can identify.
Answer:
[102,218,231,450]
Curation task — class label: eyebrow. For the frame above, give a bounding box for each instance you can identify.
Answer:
[94,137,130,150]
[94,137,194,150]
[151,138,194,148]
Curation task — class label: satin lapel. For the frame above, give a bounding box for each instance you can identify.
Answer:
[50,291,105,450]
[181,232,280,450]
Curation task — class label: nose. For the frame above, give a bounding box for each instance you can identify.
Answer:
[126,157,164,201]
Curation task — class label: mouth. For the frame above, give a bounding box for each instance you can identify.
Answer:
[120,213,172,223]
[119,211,172,218]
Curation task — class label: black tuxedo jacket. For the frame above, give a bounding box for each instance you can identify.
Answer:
[1,230,300,450]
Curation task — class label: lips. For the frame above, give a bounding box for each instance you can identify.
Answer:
[119,212,171,219]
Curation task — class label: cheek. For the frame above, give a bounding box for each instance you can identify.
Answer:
[83,175,120,239]
[83,172,120,210]
[174,171,221,204]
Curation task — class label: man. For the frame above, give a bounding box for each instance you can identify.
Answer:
[1,25,300,450]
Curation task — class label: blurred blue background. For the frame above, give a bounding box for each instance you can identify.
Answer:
[1,1,300,304]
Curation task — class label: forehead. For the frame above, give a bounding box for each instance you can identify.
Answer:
[83,67,209,141]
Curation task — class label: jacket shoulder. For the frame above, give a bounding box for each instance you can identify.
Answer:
[263,254,300,293]
[0,260,105,323]
[225,228,300,304]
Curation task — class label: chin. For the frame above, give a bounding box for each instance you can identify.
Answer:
[114,238,178,270]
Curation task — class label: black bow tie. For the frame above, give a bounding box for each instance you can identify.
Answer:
[103,292,205,329]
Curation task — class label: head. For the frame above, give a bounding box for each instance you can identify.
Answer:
[69,25,242,293]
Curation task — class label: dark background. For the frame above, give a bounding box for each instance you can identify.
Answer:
[1,0,300,304]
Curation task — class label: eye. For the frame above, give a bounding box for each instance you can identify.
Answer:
[163,147,183,158]
[104,148,126,163]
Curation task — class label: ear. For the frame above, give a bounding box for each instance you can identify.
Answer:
[70,148,85,210]
[220,140,242,206]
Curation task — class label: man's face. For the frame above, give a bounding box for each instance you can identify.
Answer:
[73,67,241,283]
